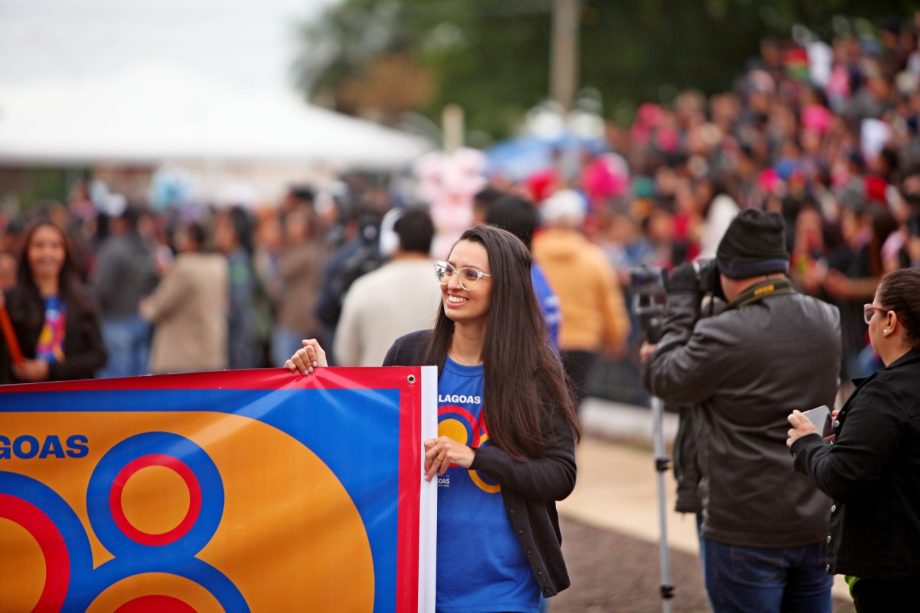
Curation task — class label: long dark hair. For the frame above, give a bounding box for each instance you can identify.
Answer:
[425,225,579,458]
[17,219,78,294]
[15,218,95,315]
[878,268,920,349]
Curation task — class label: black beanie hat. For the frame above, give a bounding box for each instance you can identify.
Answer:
[716,209,789,279]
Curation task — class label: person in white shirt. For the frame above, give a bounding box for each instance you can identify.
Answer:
[333,207,441,366]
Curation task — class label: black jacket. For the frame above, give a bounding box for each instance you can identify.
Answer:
[383,330,577,597]
[792,349,920,579]
[672,403,703,514]
[645,281,840,547]
[0,281,107,383]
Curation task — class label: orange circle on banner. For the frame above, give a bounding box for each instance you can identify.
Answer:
[0,518,45,607]
[87,573,223,613]
[120,466,190,535]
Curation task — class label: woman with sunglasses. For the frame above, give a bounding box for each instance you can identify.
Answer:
[287,225,579,611]
[786,268,920,612]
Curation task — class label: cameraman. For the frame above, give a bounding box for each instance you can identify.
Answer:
[641,210,841,613]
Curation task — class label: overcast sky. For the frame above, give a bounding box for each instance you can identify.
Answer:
[0,0,333,93]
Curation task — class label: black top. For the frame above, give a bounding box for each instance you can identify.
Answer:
[383,330,577,597]
[792,349,920,579]
[0,282,107,383]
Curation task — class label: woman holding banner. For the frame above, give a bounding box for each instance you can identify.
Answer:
[288,224,579,611]
[0,218,106,383]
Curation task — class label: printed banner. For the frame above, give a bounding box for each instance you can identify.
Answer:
[0,367,438,612]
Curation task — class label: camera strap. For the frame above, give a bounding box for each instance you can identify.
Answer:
[727,278,794,310]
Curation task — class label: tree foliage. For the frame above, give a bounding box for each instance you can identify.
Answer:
[293,0,918,141]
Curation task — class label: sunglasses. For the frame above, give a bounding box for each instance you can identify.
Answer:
[434,261,492,290]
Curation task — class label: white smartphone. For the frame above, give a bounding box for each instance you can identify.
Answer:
[802,405,831,432]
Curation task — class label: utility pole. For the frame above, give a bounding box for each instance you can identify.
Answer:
[441,104,464,153]
[550,0,580,113]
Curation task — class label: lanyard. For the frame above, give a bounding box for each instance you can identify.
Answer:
[727,278,795,310]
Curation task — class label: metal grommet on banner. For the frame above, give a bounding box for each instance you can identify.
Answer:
[407,375,417,384]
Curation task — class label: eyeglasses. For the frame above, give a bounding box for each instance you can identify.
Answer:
[863,304,889,325]
[434,261,492,290]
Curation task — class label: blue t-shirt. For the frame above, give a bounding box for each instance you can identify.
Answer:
[36,295,66,363]
[435,358,539,613]
[531,263,560,350]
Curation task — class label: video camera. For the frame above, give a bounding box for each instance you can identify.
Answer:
[630,259,724,343]
[630,266,666,343]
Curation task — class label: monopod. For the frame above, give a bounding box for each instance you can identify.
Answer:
[630,266,674,613]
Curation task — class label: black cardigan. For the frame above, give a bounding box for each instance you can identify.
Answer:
[791,349,920,579]
[383,330,577,597]
[0,282,107,383]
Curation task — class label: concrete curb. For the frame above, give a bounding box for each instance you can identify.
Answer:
[580,397,678,445]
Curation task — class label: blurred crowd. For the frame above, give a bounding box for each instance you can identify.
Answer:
[2,14,920,392]
[503,13,920,388]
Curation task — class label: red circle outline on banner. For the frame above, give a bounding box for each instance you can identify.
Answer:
[109,453,202,546]
[114,594,197,613]
[0,493,70,611]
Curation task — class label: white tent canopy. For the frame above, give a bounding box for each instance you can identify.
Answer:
[0,63,432,169]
